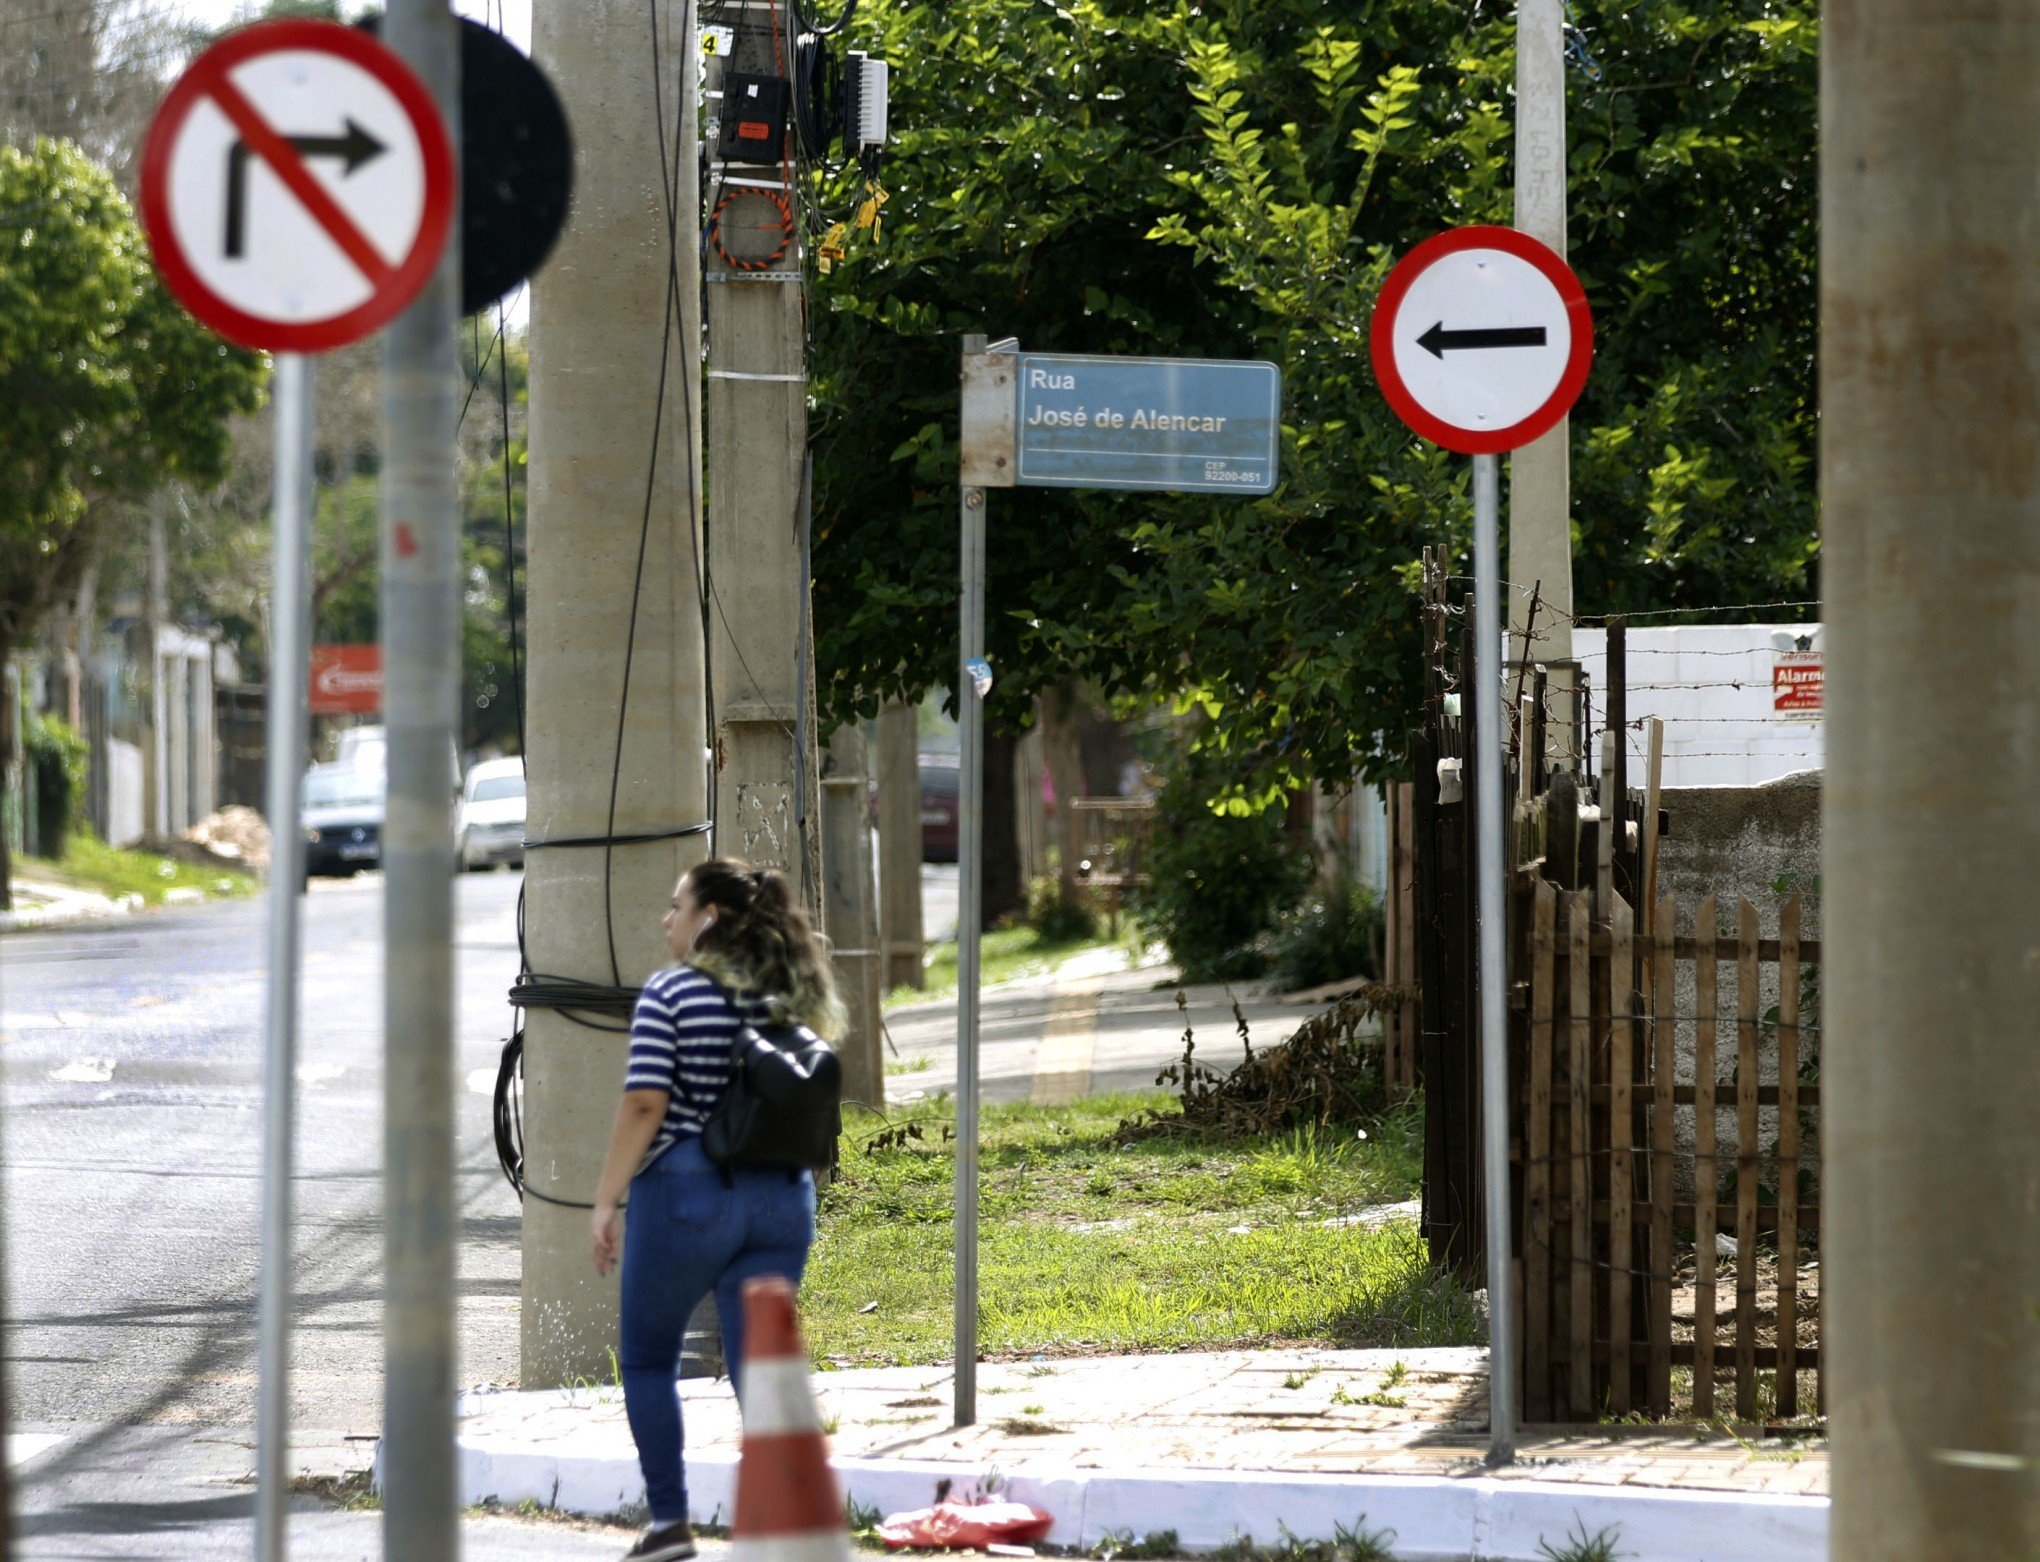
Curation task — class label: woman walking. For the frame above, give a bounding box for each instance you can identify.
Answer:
[591,857,846,1562]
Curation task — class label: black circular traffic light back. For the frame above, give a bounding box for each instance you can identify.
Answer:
[360,16,573,316]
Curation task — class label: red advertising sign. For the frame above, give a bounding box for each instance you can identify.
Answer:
[310,645,383,714]
[1773,650,1824,720]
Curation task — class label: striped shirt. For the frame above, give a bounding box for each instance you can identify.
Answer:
[624,965,772,1170]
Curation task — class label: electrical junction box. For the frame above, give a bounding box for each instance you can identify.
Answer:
[717,73,790,162]
[843,52,889,153]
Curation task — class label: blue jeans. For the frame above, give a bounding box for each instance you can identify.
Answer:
[619,1134,816,1525]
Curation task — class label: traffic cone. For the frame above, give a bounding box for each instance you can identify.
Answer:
[731,1275,851,1562]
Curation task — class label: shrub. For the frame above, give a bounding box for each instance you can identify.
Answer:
[25,711,88,860]
[1025,875,1098,942]
[1257,870,1385,993]
[1133,740,1310,982]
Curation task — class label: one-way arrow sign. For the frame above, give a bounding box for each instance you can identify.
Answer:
[1370,225,1593,456]
[225,120,388,257]
[1417,322,1549,358]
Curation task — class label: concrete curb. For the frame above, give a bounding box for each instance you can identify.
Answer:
[447,1393,1826,1562]
[0,891,139,934]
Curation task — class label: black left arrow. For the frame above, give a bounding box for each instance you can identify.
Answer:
[223,120,388,259]
[1417,321,1549,358]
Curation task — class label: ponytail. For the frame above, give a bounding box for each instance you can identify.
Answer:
[684,857,847,1041]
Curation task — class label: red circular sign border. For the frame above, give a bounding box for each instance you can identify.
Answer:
[1369,225,1594,456]
[139,18,456,354]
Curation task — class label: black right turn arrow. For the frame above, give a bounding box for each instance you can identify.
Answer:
[223,120,389,259]
[1417,321,1549,358]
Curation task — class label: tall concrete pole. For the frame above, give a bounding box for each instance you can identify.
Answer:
[875,699,925,991]
[521,0,708,1387]
[379,0,461,1547]
[705,20,820,907]
[1511,0,1576,762]
[1823,2,2040,1552]
[144,494,168,836]
[821,722,883,1113]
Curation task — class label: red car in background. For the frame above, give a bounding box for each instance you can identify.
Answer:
[918,757,959,863]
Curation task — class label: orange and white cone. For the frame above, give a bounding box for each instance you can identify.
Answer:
[731,1275,852,1562]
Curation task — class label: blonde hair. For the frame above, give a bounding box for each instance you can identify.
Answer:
[684,857,847,1041]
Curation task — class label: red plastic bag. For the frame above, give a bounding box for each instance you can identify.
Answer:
[876,1498,1055,1551]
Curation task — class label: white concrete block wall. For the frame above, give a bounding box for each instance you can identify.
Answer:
[1573,625,1823,789]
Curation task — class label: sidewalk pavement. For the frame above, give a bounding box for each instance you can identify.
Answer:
[0,877,138,934]
[881,948,1328,1107]
[447,1346,1826,1562]
[435,958,1823,1558]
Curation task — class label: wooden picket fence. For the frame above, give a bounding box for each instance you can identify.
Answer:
[1517,882,1823,1423]
[1381,780,1420,1096]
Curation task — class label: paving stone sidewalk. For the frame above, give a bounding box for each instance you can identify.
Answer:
[457,1345,1826,1502]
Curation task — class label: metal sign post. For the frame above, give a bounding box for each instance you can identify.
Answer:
[138,19,455,1554]
[950,340,1278,1426]
[1468,449,1513,1461]
[954,471,986,1428]
[255,354,314,1561]
[1371,225,1593,1466]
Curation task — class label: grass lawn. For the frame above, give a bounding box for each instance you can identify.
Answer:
[804,1090,1480,1366]
[16,833,256,907]
[885,925,1126,1009]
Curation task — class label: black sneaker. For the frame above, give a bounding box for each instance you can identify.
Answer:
[624,1520,697,1562]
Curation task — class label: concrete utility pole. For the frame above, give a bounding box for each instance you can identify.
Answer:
[1823,2,2040,1553]
[1511,0,1576,761]
[821,723,882,1112]
[875,699,925,991]
[705,21,820,907]
[521,0,708,1387]
[379,0,460,1547]
[144,494,168,836]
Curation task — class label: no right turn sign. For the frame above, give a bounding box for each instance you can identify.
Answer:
[140,19,456,353]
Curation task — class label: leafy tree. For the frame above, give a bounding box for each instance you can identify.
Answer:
[810,0,1820,808]
[166,324,531,758]
[0,0,203,188]
[0,136,264,899]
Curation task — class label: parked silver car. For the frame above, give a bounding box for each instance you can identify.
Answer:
[458,757,526,871]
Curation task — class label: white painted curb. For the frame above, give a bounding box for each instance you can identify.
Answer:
[446,1396,1826,1562]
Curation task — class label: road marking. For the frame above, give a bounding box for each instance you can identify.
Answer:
[7,1432,66,1468]
[1030,973,1105,1106]
[50,1059,116,1084]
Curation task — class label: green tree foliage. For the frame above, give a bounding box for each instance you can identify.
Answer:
[169,323,531,755]
[811,0,1818,802]
[0,137,264,655]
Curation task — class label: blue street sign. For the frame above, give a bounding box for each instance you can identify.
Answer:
[1014,353,1281,494]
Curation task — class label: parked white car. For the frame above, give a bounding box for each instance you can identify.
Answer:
[458,757,526,871]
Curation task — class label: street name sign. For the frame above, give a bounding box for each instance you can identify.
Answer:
[1369,225,1592,455]
[1014,353,1281,494]
[140,19,456,353]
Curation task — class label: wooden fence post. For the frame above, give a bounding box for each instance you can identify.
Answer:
[1693,894,1720,1419]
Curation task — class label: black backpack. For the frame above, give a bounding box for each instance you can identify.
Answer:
[700,1016,843,1174]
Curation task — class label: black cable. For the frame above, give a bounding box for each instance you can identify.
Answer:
[524,822,712,851]
[794,0,857,37]
[458,305,511,432]
[498,296,525,762]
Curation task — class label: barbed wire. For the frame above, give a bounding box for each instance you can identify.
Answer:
[1441,576,1821,631]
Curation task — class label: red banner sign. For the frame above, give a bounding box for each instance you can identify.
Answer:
[309,645,383,715]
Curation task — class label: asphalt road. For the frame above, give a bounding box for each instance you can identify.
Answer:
[0,860,973,1558]
[1,871,552,1557]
